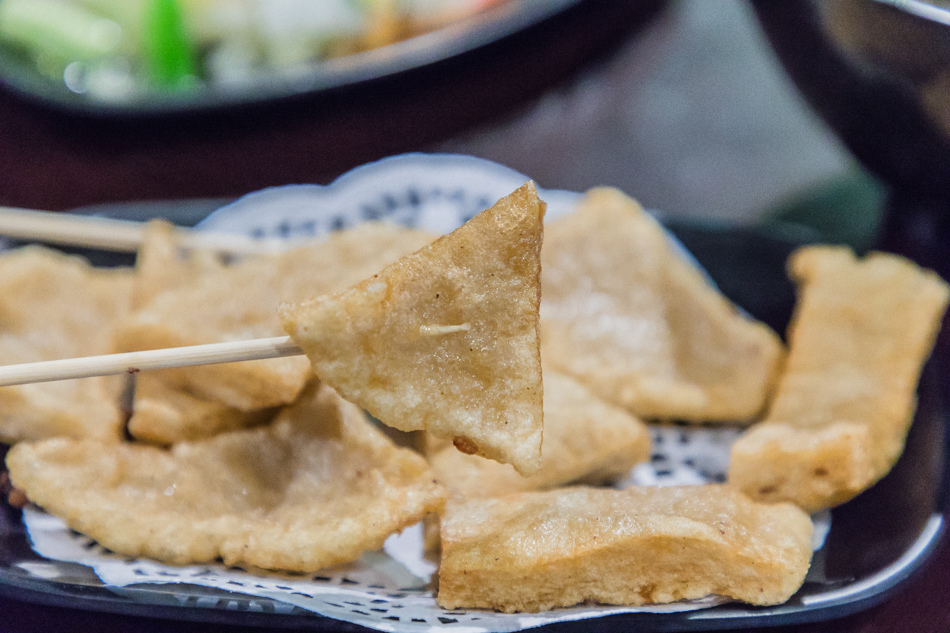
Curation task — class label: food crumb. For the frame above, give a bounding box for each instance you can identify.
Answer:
[453,436,479,455]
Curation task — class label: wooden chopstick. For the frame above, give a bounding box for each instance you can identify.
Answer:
[0,206,295,256]
[0,336,304,387]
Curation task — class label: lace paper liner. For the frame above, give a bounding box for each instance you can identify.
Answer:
[16,155,828,630]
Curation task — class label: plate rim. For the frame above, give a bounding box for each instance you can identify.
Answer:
[0,0,582,117]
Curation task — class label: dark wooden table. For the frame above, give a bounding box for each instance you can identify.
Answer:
[1,1,949,631]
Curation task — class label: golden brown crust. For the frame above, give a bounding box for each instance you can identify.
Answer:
[438,485,813,612]
[430,369,650,499]
[280,183,545,475]
[127,373,280,445]
[729,246,950,511]
[116,223,435,437]
[729,421,873,510]
[131,219,226,311]
[7,383,446,572]
[127,224,276,443]
[540,188,784,424]
[0,247,133,444]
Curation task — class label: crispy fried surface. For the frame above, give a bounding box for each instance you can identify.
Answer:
[438,485,813,612]
[430,369,650,498]
[540,188,784,423]
[7,383,446,572]
[126,222,274,443]
[729,246,950,511]
[127,221,259,443]
[280,183,545,475]
[131,219,226,310]
[128,373,280,444]
[115,223,435,415]
[0,247,133,444]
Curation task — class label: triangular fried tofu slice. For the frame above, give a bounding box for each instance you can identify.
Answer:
[7,383,446,572]
[280,183,545,475]
[541,187,784,423]
[115,223,435,415]
[0,247,133,444]
[729,246,949,512]
[430,369,650,498]
[438,485,813,612]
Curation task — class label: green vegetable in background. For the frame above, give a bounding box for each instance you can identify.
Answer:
[0,0,196,91]
[0,0,122,76]
[143,0,196,90]
[0,0,503,100]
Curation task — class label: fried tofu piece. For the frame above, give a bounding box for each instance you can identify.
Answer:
[0,247,133,444]
[729,247,949,512]
[127,375,279,444]
[131,219,226,310]
[540,188,784,423]
[115,223,435,414]
[6,383,446,572]
[126,220,271,444]
[430,369,650,498]
[280,183,545,475]
[438,485,813,612]
[425,369,649,557]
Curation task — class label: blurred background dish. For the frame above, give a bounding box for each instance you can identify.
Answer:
[747,0,950,366]
[749,0,950,287]
[0,0,510,106]
[0,0,668,212]
[750,0,950,201]
[0,0,659,116]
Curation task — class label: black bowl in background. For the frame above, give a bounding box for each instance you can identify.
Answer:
[750,0,950,203]
[750,0,950,323]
